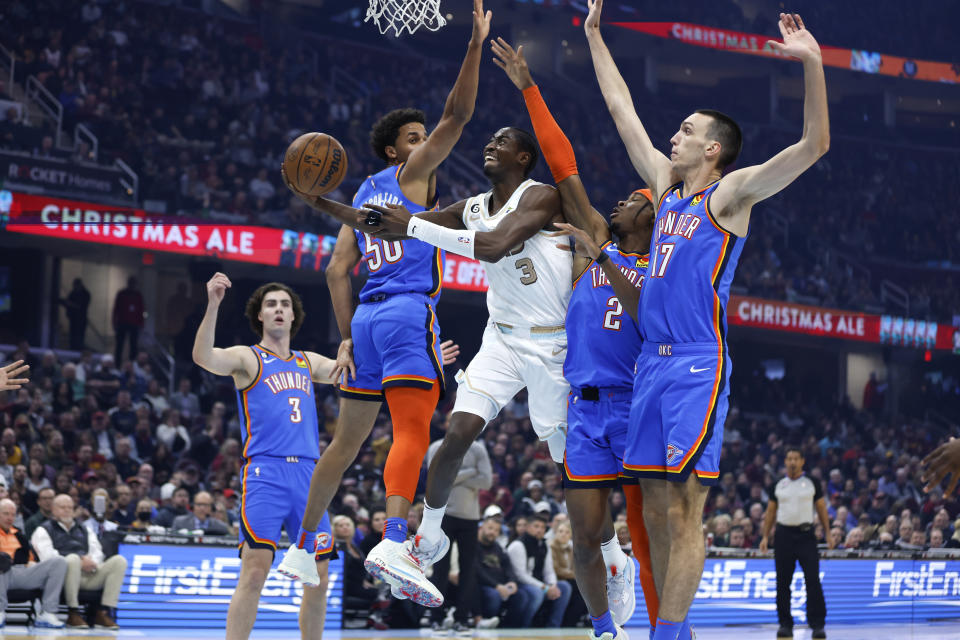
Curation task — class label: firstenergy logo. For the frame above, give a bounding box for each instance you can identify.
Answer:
[128,554,340,602]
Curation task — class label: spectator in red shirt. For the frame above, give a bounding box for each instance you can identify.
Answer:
[112,277,144,364]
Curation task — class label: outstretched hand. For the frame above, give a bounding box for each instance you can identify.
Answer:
[439,339,461,365]
[767,13,821,63]
[584,0,603,33]
[490,38,534,91]
[551,222,602,261]
[471,0,492,44]
[0,360,29,392]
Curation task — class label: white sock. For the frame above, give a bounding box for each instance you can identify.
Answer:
[600,534,628,573]
[419,503,447,543]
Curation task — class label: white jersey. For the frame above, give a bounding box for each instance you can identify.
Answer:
[463,179,572,327]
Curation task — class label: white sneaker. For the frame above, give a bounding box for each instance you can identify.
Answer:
[278,545,321,586]
[589,624,628,640]
[35,611,65,628]
[607,557,636,626]
[407,533,451,570]
[476,616,499,629]
[364,538,444,607]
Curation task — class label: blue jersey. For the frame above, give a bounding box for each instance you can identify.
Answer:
[352,164,444,303]
[236,345,319,459]
[639,181,746,346]
[565,242,648,389]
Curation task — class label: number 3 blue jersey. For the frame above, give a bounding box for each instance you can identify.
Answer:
[352,164,444,304]
[236,346,320,459]
[639,181,747,347]
[564,242,648,389]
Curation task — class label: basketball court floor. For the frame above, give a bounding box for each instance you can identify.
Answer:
[0,625,957,639]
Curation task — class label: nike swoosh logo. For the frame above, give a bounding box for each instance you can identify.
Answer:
[263,357,276,363]
[690,366,709,373]
[552,346,567,356]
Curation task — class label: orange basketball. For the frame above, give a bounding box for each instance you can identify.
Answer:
[283,132,348,196]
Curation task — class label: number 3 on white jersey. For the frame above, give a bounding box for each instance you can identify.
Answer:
[288,397,302,423]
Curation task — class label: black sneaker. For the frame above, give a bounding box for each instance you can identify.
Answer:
[812,629,826,639]
[452,621,473,637]
[776,627,793,638]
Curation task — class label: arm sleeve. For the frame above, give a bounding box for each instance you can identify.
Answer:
[521,85,578,184]
[30,527,57,563]
[813,479,824,501]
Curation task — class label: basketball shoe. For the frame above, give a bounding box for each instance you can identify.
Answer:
[590,624,629,640]
[607,556,636,625]
[364,538,445,607]
[278,545,321,586]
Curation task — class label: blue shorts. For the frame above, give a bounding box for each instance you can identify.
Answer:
[622,342,729,486]
[240,456,335,559]
[563,386,634,489]
[340,293,443,401]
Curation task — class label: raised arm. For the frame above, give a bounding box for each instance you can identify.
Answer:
[192,273,256,384]
[554,222,642,322]
[710,13,830,236]
[491,38,609,247]
[584,0,673,199]
[400,0,491,184]
[325,225,363,385]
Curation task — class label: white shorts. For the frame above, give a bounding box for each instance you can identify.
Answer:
[453,322,569,461]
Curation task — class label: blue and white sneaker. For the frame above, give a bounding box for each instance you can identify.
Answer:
[35,611,66,628]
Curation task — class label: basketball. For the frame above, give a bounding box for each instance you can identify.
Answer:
[283,132,348,196]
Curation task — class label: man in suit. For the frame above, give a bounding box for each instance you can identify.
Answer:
[171,491,229,535]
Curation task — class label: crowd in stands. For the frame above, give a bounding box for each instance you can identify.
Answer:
[1,0,958,325]
[1,331,958,628]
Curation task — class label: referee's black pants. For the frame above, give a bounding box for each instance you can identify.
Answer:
[429,515,480,624]
[774,524,826,629]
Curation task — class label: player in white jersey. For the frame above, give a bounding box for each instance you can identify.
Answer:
[363,127,571,595]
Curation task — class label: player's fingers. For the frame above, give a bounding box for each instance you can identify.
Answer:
[946,474,960,497]
[349,362,356,381]
[517,45,524,59]
[766,40,785,53]
[492,58,506,71]
[556,244,573,251]
[794,14,805,30]
[496,37,516,56]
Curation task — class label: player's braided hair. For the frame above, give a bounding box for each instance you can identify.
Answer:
[696,109,743,170]
[370,108,427,163]
[245,282,305,338]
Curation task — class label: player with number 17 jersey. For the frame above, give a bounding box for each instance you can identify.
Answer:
[624,181,747,486]
[342,163,446,400]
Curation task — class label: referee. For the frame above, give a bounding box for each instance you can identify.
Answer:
[759,446,833,639]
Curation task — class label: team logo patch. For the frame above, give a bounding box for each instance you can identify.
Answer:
[666,443,685,465]
[295,357,309,369]
[636,256,649,269]
[316,532,331,550]
[691,194,704,207]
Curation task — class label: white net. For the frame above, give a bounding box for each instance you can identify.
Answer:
[365,0,446,37]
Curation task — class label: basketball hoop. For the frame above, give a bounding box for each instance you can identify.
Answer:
[365,0,446,37]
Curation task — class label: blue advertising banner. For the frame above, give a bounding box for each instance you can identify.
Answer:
[625,557,960,627]
[116,544,342,629]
